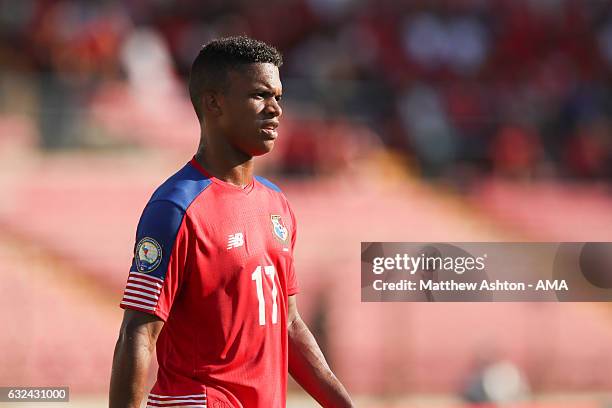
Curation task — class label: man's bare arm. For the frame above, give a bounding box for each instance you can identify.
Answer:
[109,310,164,408]
[287,295,354,408]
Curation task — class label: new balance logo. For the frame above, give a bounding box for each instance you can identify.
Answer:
[227,233,244,250]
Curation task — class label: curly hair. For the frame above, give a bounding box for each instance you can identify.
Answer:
[189,36,283,122]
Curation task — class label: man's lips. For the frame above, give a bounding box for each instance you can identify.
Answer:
[260,121,279,140]
[260,121,279,130]
[261,128,278,140]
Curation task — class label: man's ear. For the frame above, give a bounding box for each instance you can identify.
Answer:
[202,91,223,117]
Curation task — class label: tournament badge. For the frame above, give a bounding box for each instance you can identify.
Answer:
[135,237,162,272]
[270,215,289,244]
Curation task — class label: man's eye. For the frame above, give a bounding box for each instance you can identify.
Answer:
[253,92,282,101]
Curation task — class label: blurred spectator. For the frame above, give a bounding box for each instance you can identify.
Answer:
[599,17,612,67]
[491,125,541,178]
[120,27,183,115]
[398,83,457,177]
[15,1,128,148]
[401,13,488,75]
[564,118,612,178]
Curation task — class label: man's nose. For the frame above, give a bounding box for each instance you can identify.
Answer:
[265,98,282,117]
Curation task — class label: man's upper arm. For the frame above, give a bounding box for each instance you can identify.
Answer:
[110,310,164,408]
[119,309,165,343]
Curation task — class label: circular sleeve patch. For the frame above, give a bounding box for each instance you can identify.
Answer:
[135,237,163,273]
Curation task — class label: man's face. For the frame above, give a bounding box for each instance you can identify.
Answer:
[218,63,283,157]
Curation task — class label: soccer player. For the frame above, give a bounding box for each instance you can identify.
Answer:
[109,36,354,408]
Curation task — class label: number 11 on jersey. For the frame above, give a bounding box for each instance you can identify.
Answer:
[251,265,278,326]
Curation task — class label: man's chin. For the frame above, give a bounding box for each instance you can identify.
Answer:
[251,140,276,156]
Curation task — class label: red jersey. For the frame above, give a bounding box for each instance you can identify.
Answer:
[120,158,299,408]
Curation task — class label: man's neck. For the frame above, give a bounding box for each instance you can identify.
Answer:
[194,140,255,188]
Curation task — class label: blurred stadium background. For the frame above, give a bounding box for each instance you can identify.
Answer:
[1,0,612,407]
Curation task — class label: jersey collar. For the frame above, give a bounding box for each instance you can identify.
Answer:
[189,157,255,194]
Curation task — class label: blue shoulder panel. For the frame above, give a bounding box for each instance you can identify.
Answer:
[130,163,212,280]
[150,163,213,211]
[255,175,282,193]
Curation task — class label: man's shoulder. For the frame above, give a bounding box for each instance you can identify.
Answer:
[149,162,212,212]
[255,175,283,193]
[254,175,294,216]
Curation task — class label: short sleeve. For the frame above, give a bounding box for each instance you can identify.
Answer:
[286,204,299,296]
[120,200,189,321]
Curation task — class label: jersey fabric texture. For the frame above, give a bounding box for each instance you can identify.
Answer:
[120,158,299,408]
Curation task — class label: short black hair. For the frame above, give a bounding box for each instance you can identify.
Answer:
[189,36,283,122]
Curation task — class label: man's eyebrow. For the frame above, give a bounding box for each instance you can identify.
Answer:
[252,86,282,94]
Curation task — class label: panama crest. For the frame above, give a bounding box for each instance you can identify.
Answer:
[135,237,162,272]
[270,215,289,243]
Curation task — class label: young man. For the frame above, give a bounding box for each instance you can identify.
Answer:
[109,36,354,408]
